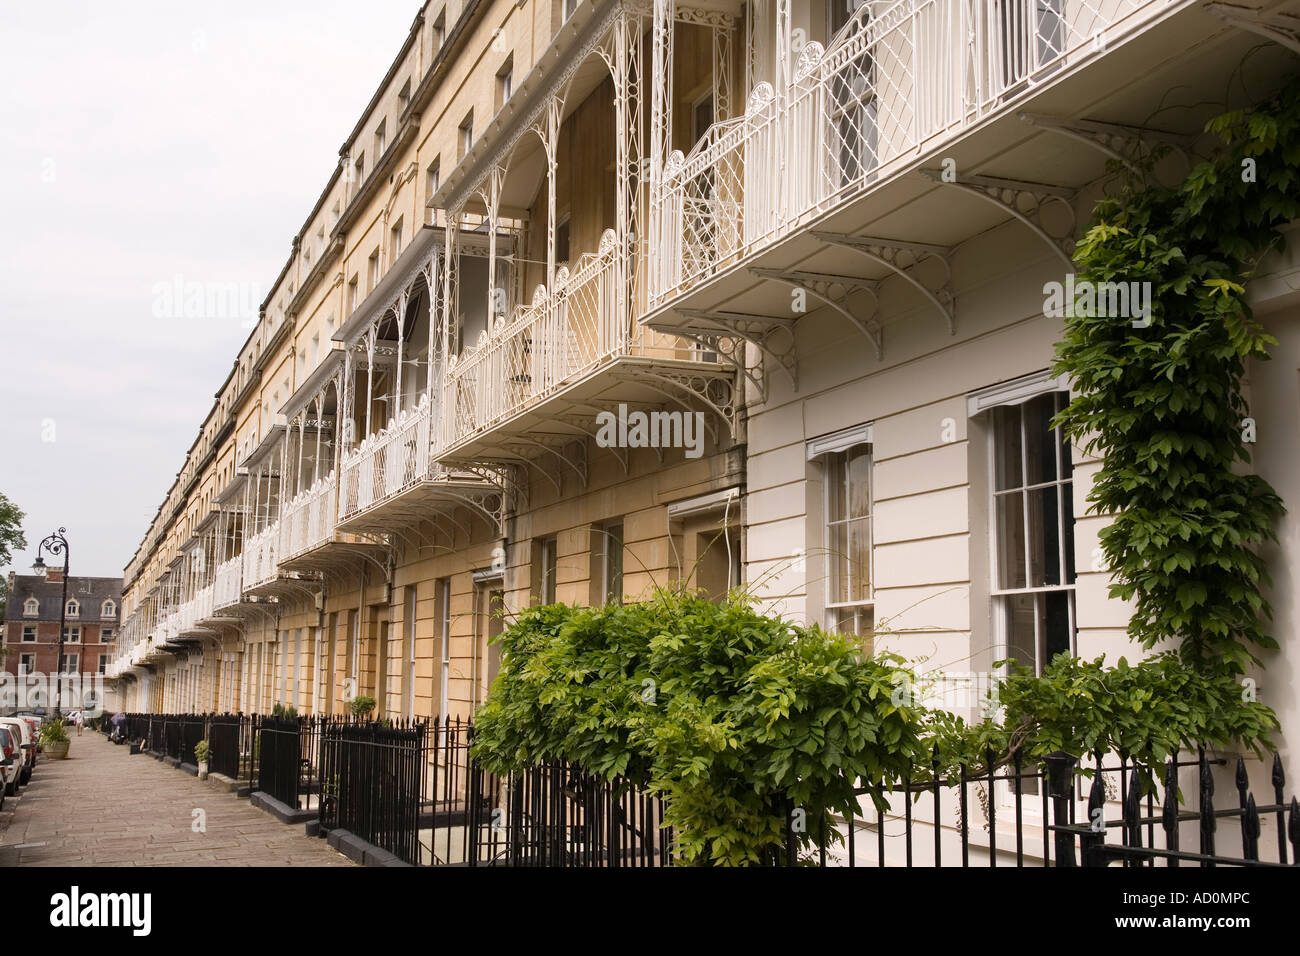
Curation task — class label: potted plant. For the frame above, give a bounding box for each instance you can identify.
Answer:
[39,719,70,759]
[194,739,211,779]
[348,696,376,720]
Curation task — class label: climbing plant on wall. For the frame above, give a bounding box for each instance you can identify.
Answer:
[1052,75,1300,674]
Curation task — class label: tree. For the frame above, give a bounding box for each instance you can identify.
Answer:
[0,492,27,621]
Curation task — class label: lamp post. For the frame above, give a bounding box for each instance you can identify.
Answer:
[32,528,70,720]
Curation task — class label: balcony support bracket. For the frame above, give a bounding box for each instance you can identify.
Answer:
[1017,112,1197,173]
[751,266,888,358]
[665,309,797,396]
[610,370,733,445]
[1205,3,1300,54]
[504,435,588,492]
[455,449,565,499]
[552,410,632,474]
[918,171,1076,268]
[460,462,528,516]
[809,234,956,337]
[459,491,507,540]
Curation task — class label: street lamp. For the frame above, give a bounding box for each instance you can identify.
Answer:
[33,528,70,720]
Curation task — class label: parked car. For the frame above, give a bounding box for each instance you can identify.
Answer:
[17,714,46,753]
[0,718,36,785]
[0,726,21,798]
[18,717,40,763]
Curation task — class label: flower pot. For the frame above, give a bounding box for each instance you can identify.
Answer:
[45,740,70,760]
[198,761,209,780]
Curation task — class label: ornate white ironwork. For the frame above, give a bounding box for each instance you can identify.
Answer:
[1205,2,1300,53]
[339,394,438,519]
[652,0,1169,306]
[242,520,282,591]
[917,171,1077,266]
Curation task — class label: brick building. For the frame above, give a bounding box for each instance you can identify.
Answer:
[4,571,123,685]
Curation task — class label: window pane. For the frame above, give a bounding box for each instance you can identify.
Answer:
[827,451,848,522]
[834,606,874,654]
[1044,589,1072,665]
[1024,393,1059,485]
[829,520,849,604]
[992,405,1023,491]
[995,491,1026,589]
[1001,591,1074,675]
[1026,485,1061,587]
[846,445,870,519]
[1003,592,1038,672]
[848,516,871,602]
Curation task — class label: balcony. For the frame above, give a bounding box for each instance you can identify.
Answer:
[278,470,383,571]
[242,520,282,594]
[640,0,1297,381]
[440,234,732,462]
[341,399,432,518]
[282,473,339,558]
[211,557,243,612]
[651,0,1176,308]
[333,393,498,536]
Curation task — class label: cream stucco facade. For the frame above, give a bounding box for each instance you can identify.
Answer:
[111,0,1300,814]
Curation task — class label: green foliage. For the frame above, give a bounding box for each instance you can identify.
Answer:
[39,719,69,745]
[474,594,1280,864]
[927,653,1276,787]
[472,591,927,866]
[0,492,25,567]
[271,703,298,719]
[348,696,376,719]
[1053,77,1300,673]
[0,492,26,620]
[193,739,211,763]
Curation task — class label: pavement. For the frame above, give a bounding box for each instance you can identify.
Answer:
[0,730,353,866]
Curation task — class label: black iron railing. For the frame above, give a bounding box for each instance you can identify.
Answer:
[254,715,307,809]
[466,760,671,867]
[179,714,206,765]
[163,716,181,760]
[207,714,249,779]
[113,713,1300,867]
[318,718,426,864]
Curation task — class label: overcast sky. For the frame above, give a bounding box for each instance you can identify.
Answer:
[0,0,420,580]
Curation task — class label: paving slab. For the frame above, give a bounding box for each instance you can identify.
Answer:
[0,733,353,867]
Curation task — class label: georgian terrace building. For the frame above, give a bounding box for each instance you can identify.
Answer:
[111,0,1300,770]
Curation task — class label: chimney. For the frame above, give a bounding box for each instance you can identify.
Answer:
[46,568,64,585]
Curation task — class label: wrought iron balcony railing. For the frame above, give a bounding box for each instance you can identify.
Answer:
[442,233,714,452]
[282,471,341,558]
[243,520,282,591]
[212,556,242,611]
[652,0,1168,306]
[339,395,438,520]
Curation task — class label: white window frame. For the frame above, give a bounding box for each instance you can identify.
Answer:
[538,535,558,605]
[969,371,1076,678]
[437,578,451,721]
[600,521,624,605]
[808,423,874,640]
[21,625,36,643]
[23,597,38,617]
[66,599,79,618]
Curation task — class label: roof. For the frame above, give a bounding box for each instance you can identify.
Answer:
[4,575,124,623]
